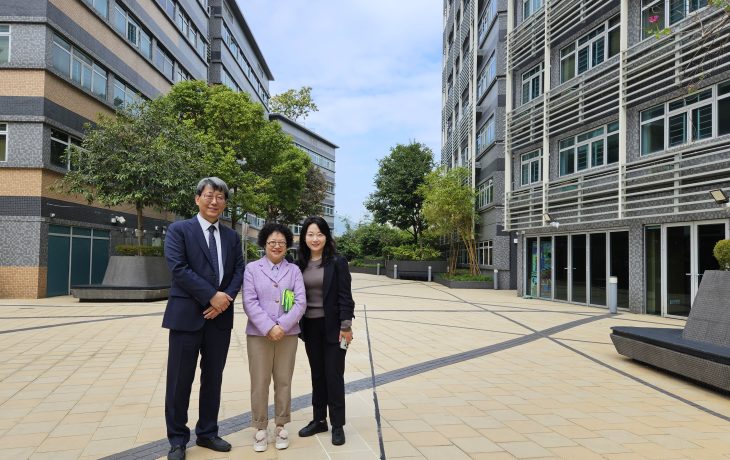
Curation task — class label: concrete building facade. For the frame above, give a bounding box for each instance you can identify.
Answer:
[442,0,515,289]
[0,0,274,297]
[503,0,730,317]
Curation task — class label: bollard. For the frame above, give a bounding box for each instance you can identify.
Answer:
[393,264,398,279]
[608,276,618,314]
[493,269,499,290]
[377,263,380,276]
[428,266,432,282]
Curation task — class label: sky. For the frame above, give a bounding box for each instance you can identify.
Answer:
[240,1,443,233]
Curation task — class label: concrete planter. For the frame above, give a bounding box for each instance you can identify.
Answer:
[385,260,447,280]
[72,255,171,301]
[349,265,383,275]
[434,275,493,289]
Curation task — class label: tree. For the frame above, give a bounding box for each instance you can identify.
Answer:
[261,146,312,223]
[269,86,318,121]
[165,81,297,228]
[57,99,206,252]
[297,164,328,219]
[365,141,434,244]
[421,166,479,275]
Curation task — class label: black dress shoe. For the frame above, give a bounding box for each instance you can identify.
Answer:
[331,426,345,446]
[168,445,185,460]
[195,436,232,452]
[298,419,328,437]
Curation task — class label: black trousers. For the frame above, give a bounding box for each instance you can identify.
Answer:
[165,320,231,446]
[302,317,347,427]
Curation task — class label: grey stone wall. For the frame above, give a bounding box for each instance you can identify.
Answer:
[0,122,44,168]
[0,217,42,266]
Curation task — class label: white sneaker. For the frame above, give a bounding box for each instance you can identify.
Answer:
[253,429,268,452]
[275,427,289,450]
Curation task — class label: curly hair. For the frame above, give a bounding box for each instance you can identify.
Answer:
[257,222,293,249]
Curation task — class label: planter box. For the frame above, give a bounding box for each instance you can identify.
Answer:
[349,265,383,275]
[434,275,493,289]
[72,255,171,301]
[385,260,447,280]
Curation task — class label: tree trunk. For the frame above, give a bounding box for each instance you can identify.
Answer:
[462,235,480,276]
[448,235,458,274]
[136,203,144,255]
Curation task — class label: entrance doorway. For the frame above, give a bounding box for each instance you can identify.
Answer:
[660,221,728,317]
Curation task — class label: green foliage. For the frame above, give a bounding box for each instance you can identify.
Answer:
[269,86,319,121]
[441,271,492,282]
[714,239,730,270]
[420,166,479,275]
[115,245,164,256]
[350,259,379,268]
[245,241,261,261]
[365,142,434,243]
[384,244,441,261]
[335,221,411,260]
[56,97,207,250]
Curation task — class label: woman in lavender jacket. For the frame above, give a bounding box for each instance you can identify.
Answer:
[242,222,306,453]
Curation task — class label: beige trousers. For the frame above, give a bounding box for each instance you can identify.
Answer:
[246,335,298,430]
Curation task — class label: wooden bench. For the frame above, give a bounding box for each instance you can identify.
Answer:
[610,271,730,392]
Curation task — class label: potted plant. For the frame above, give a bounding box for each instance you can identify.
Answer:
[435,269,493,289]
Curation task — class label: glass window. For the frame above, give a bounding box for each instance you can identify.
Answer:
[50,129,80,169]
[114,3,152,59]
[559,122,618,176]
[719,86,730,136]
[477,240,493,266]
[523,0,542,20]
[641,104,665,155]
[521,64,542,105]
[52,34,106,99]
[0,24,9,63]
[477,179,493,208]
[154,44,174,80]
[52,35,72,76]
[642,0,708,39]
[560,44,575,83]
[0,123,7,162]
[521,150,541,185]
[560,17,619,84]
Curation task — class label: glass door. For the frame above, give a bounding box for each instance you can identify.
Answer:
[571,234,587,303]
[539,238,553,298]
[554,236,569,301]
[526,238,538,297]
[662,221,729,317]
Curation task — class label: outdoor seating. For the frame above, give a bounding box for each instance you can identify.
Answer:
[610,271,730,392]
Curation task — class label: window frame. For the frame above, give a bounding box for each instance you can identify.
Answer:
[640,83,725,155]
[523,0,543,20]
[51,34,107,100]
[113,3,152,59]
[50,129,82,170]
[0,24,11,64]
[477,240,493,266]
[477,178,494,209]
[520,150,542,186]
[478,0,498,44]
[558,122,619,176]
[641,0,709,40]
[0,123,8,162]
[559,16,620,84]
[521,64,542,105]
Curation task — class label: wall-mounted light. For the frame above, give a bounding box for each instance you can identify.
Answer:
[543,212,553,224]
[111,215,126,225]
[709,189,729,205]
[49,213,56,219]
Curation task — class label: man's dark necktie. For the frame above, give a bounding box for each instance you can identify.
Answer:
[208,225,220,286]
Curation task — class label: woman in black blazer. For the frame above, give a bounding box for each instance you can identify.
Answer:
[296,216,355,446]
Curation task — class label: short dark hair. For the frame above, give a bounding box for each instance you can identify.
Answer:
[258,222,293,249]
[296,216,336,270]
[195,177,229,200]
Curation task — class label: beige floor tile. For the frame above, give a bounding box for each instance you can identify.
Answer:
[401,431,451,447]
[498,441,552,458]
[417,445,472,460]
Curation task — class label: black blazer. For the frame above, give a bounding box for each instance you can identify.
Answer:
[301,255,355,343]
[162,217,244,332]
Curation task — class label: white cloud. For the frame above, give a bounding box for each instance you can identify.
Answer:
[240,0,443,222]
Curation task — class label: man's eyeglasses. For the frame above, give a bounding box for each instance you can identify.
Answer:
[266,240,287,248]
[201,193,226,203]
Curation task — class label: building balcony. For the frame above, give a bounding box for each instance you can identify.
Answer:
[506,138,730,231]
[625,7,730,108]
[508,96,544,152]
[547,0,617,46]
[547,57,620,137]
[508,7,545,73]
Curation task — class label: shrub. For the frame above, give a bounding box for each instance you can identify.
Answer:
[245,241,261,261]
[115,245,164,256]
[714,239,730,270]
[384,244,442,261]
[350,259,379,268]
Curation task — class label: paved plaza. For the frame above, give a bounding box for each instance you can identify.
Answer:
[1,274,730,459]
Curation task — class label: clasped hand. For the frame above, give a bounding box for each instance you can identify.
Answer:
[267,324,285,341]
[203,291,233,319]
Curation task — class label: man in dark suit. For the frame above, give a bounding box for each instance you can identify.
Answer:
[162,177,244,460]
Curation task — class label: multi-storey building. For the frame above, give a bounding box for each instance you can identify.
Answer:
[504,0,730,317]
[0,0,273,298]
[442,0,515,289]
[270,113,337,235]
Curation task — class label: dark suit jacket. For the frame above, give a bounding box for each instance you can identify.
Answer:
[162,217,244,332]
[301,255,355,344]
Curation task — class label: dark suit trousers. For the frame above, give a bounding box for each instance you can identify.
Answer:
[302,317,347,427]
[165,320,231,446]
